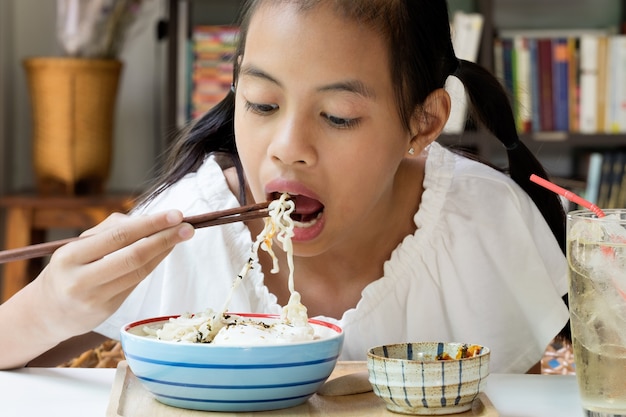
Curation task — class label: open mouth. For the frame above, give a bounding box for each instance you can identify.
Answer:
[270,192,324,226]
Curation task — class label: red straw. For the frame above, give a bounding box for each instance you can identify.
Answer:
[530,174,606,218]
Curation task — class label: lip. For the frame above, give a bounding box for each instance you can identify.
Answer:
[265,179,325,242]
[291,215,325,241]
[264,179,321,201]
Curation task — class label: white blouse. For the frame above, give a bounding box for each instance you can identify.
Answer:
[95,142,569,373]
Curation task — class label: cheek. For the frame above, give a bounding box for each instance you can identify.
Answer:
[345,145,405,194]
[234,108,262,158]
[330,148,400,197]
[233,103,248,148]
[234,110,268,199]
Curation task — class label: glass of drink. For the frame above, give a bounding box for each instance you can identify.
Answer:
[567,209,626,416]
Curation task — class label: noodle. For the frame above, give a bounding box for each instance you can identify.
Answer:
[145,193,313,343]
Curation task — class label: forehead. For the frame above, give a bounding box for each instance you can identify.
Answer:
[241,1,391,84]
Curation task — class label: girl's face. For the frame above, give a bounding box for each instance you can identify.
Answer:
[234,2,415,256]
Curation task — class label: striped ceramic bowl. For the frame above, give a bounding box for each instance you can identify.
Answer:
[120,313,344,412]
[367,342,490,415]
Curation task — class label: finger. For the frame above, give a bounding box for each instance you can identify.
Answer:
[96,248,177,310]
[79,220,192,290]
[79,212,131,238]
[50,223,193,322]
[56,210,189,265]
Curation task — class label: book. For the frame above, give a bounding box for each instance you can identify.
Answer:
[528,38,541,132]
[190,25,239,119]
[551,38,570,131]
[607,152,626,208]
[578,34,600,133]
[451,11,484,62]
[444,11,484,133]
[617,156,626,208]
[567,37,580,133]
[584,152,604,205]
[498,28,610,40]
[443,76,468,133]
[595,35,609,133]
[500,38,515,110]
[513,36,532,133]
[493,38,504,87]
[605,36,626,133]
[597,151,615,208]
[615,37,626,133]
[537,38,554,131]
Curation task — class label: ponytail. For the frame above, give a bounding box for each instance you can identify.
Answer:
[454,59,566,253]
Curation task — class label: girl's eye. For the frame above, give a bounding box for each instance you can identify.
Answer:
[245,101,278,115]
[322,112,361,129]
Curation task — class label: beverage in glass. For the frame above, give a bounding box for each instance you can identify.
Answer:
[567,209,626,416]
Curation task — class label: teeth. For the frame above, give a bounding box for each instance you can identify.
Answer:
[292,212,322,228]
[273,192,297,199]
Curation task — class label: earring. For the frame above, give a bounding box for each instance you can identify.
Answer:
[408,147,415,155]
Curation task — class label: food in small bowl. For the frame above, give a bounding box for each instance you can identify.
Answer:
[120,313,343,412]
[367,342,490,415]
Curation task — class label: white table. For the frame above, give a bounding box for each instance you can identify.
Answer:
[0,367,583,417]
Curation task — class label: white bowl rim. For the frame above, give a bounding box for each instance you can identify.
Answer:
[367,341,490,363]
[122,312,343,348]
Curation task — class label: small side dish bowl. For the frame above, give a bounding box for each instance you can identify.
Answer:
[367,342,490,415]
[120,313,344,412]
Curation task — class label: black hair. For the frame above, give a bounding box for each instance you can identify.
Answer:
[143,0,569,340]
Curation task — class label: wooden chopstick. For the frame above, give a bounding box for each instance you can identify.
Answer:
[0,201,270,264]
[181,201,270,228]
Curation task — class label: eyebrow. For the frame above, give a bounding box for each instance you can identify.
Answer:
[239,64,376,99]
[240,65,281,86]
[319,80,376,100]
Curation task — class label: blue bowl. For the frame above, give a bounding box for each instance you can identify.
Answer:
[120,313,344,412]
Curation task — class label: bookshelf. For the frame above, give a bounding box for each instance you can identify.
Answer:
[165,0,626,200]
[164,0,495,133]
[165,0,244,130]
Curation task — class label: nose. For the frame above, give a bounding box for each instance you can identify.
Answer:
[268,115,317,167]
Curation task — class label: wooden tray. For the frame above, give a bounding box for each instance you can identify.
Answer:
[106,361,498,417]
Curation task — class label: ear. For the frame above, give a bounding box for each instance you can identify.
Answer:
[408,88,451,154]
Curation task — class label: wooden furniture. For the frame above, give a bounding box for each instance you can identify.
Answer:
[0,193,135,302]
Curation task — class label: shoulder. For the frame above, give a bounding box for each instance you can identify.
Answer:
[420,143,539,229]
[413,141,566,290]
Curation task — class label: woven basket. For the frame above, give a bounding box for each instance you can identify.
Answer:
[23,57,123,195]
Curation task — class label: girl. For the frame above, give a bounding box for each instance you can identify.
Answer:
[1,0,569,373]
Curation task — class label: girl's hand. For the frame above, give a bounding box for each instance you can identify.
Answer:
[34,209,194,340]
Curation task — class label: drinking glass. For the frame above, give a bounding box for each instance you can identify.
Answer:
[567,209,626,417]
